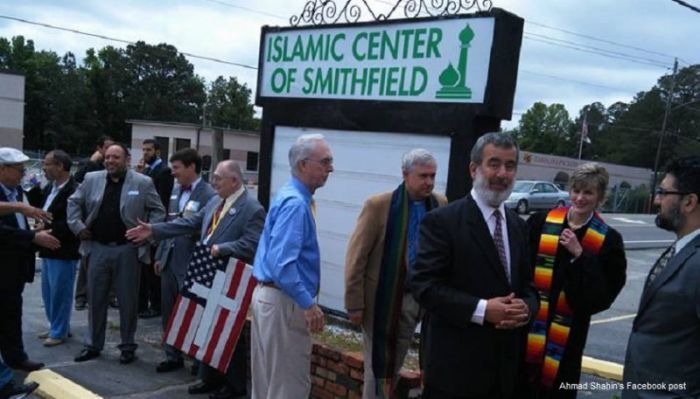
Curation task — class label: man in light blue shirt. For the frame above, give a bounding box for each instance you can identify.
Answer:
[251,133,333,399]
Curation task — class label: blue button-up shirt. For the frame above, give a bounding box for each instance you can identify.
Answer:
[253,177,320,309]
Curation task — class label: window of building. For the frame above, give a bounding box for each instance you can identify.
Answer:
[246,152,259,171]
[175,138,191,151]
[155,136,170,162]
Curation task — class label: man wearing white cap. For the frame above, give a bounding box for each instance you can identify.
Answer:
[0,147,60,372]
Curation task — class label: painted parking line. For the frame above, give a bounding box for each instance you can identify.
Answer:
[624,240,674,245]
[25,369,102,399]
[590,314,636,325]
[582,356,623,382]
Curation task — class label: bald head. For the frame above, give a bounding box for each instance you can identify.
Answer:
[212,160,245,198]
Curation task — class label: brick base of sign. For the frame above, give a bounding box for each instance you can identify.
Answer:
[240,318,422,398]
[310,344,422,399]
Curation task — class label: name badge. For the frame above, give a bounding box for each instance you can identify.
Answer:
[127,190,139,196]
[170,195,178,200]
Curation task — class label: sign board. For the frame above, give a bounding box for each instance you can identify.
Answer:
[271,126,450,311]
[259,18,495,103]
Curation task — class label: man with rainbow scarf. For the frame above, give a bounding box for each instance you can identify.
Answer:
[345,149,447,398]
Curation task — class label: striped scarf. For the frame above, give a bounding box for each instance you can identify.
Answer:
[526,206,608,389]
[372,183,437,398]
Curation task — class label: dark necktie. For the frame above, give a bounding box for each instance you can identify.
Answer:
[181,185,192,192]
[493,209,510,282]
[647,244,676,286]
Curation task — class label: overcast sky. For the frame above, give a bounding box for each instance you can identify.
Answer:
[1,0,698,129]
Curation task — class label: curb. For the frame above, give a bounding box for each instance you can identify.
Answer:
[24,369,102,399]
[582,355,624,382]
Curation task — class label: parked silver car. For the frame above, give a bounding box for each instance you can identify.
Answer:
[505,180,570,214]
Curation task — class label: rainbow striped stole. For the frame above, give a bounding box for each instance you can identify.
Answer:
[371,184,437,398]
[525,207,608,389]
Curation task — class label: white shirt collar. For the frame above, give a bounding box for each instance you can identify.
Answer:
[676,227,700,254]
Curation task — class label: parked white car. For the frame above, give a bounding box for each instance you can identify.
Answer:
[505,180,570,214]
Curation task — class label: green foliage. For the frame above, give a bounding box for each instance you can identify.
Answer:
[513,64,700,168]
[0,36,257,155]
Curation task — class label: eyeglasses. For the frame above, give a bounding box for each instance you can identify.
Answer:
[655,187,690,197]
[305,158,333,167]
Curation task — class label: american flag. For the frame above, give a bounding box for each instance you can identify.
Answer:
[164,242,256,373]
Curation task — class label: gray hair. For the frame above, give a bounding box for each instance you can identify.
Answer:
[470,132,519,166]
[570,162,609,200]
[217,160,244,181]
[289,133,326,176]
[402,148,436,173]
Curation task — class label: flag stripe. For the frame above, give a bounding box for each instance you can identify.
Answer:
[184,304,204,357]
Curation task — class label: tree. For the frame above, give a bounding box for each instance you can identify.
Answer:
[511,102,573,155]
[206,76,257,130]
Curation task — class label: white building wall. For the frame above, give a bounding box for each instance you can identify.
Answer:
[0,72,25,149]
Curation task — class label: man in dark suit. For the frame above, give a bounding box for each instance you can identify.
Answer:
[622,156,700,398]
[151,148,216,373]
[28,150,81,347]
[127,160,265,399]
[0,147,61,372]
[137,138,174,319]
[410,133,538,399]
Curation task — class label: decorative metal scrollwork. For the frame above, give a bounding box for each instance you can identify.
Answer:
[290,0,492,26]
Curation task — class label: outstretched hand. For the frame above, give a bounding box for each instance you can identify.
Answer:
[125,218,153,245]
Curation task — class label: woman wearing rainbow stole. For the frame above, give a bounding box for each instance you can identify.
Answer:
[523,163,627,399]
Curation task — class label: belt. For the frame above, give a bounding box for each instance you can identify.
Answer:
[95,240,128,247]
[258,281,279,290]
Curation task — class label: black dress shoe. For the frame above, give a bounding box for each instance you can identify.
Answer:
[0,381,39,398]
[7,359,45,372]
[209,385,246,399]
[75,349,100,362]
[119,351,137,364]
[156,359,184,373]
[188,381,221,395]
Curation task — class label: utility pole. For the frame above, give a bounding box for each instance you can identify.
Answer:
[650,58,679,212]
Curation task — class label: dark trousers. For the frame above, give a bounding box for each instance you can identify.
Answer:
[0,285,28,365]
[199,338,247,394]
[138,261,161,312]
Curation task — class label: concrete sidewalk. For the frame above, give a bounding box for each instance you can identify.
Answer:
[16,262,203,398]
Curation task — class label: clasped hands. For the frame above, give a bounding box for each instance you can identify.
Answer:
[485,293,530,330]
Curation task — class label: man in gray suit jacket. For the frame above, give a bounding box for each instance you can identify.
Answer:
[623,156,700,398]
[127,159,265,399]
[67,143,166,365]
[151,149,216,373]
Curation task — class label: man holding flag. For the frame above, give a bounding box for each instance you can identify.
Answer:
[126,160,265,399]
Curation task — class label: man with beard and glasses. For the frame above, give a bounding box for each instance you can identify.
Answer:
[623,156,700,398]
[410,132,538,399]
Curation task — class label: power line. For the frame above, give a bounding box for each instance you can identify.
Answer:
[520,70,631,92]
[525,20,679,61]
[523,34,670,69]
[0,14,258,70]
[198,0,286,20]
[524,32,671,68]
[670,0,700,13]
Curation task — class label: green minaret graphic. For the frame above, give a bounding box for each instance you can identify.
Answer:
[436,24,474,99]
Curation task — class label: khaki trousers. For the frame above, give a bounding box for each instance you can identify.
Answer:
[251,285,312,399]
[362,293,421,399]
